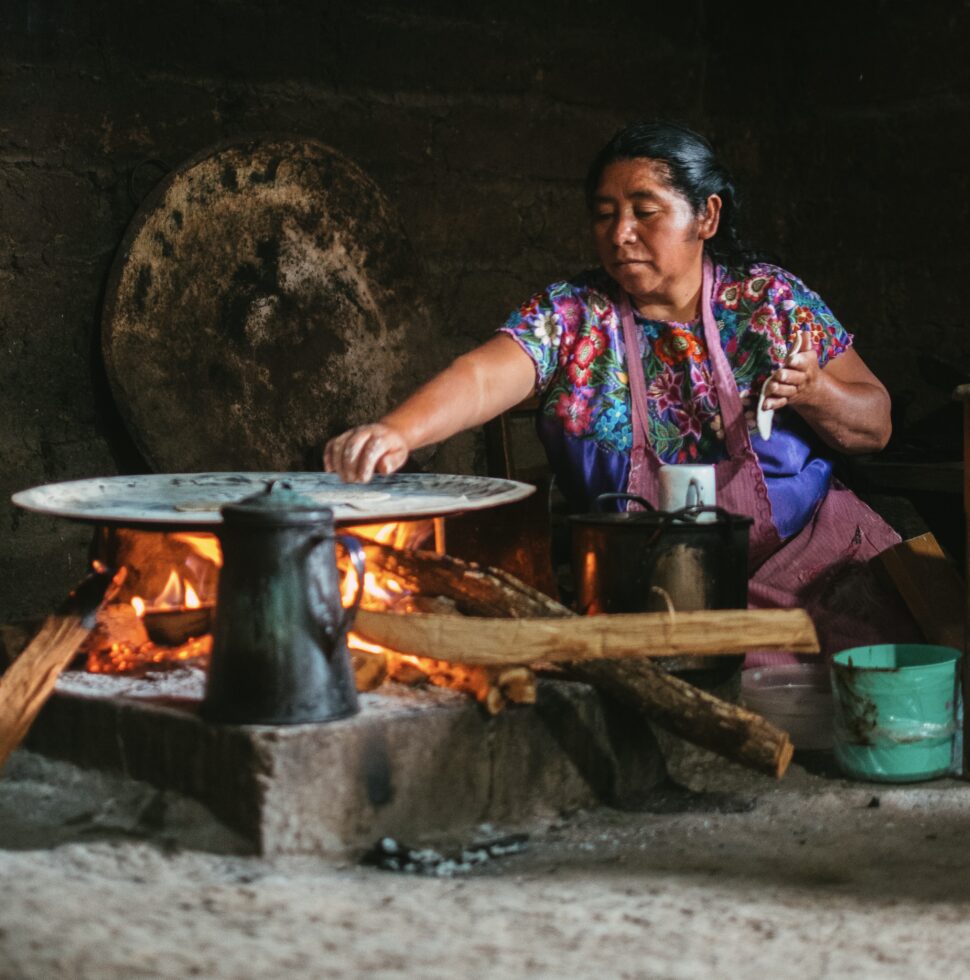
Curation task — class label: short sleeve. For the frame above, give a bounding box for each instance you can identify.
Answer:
[498,282,578,392]
[770,268,854,370]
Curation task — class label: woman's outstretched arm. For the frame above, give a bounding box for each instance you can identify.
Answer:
[324,334,537,482]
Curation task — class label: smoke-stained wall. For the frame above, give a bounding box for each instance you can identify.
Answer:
[1,0,967,618]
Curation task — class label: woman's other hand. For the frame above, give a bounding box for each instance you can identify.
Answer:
[324,423,409,483]
[761,331,891,454]
[760,331,818,412]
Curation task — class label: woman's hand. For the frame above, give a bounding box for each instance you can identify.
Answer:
[323,335,536,483]
[760,332,819,412]
[324,423,409,483]
[761,338,892,454]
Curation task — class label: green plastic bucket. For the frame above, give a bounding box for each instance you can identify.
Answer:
[830,644,961,782]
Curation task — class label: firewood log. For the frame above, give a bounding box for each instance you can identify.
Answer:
[353,607,818,664]
[351,543,569,618]
[568,659,793,779]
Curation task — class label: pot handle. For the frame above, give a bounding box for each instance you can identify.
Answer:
[594,492,655,513]
[664,503,736,524]
[336,535,367,632]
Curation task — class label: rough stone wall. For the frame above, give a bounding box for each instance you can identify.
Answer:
[1,0,968,618]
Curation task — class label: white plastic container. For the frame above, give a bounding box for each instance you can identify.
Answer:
[741,663,834,750]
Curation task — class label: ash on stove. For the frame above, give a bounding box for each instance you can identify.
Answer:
[363,833,529,877]
[56,664,208,702]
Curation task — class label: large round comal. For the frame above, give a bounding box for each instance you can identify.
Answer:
[101,137,443,472]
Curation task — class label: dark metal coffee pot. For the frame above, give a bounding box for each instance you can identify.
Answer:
[203,481,366,725]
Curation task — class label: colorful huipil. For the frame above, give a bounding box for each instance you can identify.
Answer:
[499,263,852,539]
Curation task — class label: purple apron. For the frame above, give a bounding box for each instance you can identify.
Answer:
[619,257,920,662]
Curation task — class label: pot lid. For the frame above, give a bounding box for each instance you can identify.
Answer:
[11,472,535,529]
[101,136,445,472]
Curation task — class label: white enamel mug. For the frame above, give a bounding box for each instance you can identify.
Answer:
[658,464,717,522]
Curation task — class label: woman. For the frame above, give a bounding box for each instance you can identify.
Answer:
[325,121,917,657]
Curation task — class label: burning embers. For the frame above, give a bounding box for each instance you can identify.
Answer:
[84,531,221,673]
[80,521,530,712]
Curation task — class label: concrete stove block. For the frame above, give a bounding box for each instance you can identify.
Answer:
[24,669,666,855]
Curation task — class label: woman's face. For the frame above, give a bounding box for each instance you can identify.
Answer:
[590,158,719,313]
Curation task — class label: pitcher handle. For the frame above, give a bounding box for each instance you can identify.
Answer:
[336,534,367,631]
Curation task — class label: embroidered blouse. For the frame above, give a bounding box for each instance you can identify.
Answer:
[498,262,853,538]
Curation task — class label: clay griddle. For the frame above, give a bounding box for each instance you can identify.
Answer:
[11,472,535,529]
[101,137,443,473]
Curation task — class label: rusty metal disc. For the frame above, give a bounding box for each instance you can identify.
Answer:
[102,137,441,472]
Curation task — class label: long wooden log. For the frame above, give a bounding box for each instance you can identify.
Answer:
[0,568,120,773]
[353,607,818,665]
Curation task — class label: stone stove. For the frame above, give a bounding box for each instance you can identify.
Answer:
[8,471,666,855]
[24,662,664,856]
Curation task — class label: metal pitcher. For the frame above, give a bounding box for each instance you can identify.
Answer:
[203,481,366,725]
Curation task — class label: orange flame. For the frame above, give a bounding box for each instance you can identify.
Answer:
[89,521,431,680]
[171,532,223,568]
[157,570,182,606]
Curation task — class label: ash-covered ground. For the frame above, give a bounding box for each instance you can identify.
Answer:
[3,744,970,979]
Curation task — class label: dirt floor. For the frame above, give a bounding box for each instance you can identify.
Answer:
[3,745,970,979]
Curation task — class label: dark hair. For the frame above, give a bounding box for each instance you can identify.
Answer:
[585,120,750,267]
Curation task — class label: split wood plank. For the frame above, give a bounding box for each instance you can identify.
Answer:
[954,383,970,778]
[353,607,819,666]
[0,569,120,773]
[874,532,964,650]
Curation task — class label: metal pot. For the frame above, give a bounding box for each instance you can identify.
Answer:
[203,481,366,725]
[570,493,753,677]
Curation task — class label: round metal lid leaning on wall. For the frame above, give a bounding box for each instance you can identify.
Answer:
[102,137,442,473]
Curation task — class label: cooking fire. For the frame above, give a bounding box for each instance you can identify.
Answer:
[81,520,528,712]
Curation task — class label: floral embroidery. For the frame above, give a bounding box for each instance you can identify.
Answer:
[555,389,594,436]
[718,282,741,309]
[654,328,705,366]
[500,264,852,462]
[532,310,561,346]
[743,275,770,301]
